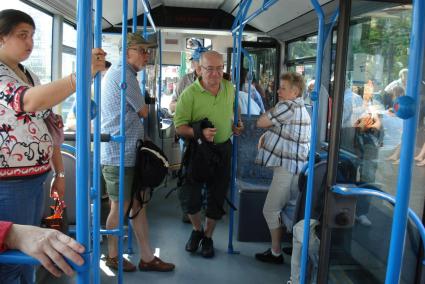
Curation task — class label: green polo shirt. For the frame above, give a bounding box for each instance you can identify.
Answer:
[174,78,235,143]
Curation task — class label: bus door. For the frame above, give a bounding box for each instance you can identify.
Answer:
[317,1,424,284]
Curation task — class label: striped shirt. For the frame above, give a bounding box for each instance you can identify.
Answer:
[100,63,145,167]
[256,97,311,174]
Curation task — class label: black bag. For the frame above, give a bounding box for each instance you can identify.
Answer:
[127,139,169,218]
[134,139,169,188]
[186,137,221,183]
[178,118,221,184]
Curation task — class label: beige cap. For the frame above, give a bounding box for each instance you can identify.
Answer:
[118,32,158,51]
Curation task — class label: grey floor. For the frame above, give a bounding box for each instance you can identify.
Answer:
[38,179,290,284]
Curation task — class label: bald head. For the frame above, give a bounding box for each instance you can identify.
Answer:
[199,51,223,66]
[198,50,224,92]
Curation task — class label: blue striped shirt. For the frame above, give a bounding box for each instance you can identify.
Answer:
[101,63,145,166]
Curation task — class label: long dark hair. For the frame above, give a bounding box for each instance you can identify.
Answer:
[0,9,35,37]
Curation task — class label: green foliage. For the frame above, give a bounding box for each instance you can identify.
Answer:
[350,9,411,86]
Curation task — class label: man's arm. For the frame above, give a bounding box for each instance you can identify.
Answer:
[176,125,195,140]
[177,125,216,142]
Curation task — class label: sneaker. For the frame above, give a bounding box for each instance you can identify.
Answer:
[185,230,204,252]
[138,256,175,272]
[105,256,137,272]
[255,249,284,264]
[200,237,214,258]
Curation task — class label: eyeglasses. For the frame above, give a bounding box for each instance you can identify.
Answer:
[201,65,224,73]
[128,46,151,55]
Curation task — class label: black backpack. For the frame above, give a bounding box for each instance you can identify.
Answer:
[127,139,169,218]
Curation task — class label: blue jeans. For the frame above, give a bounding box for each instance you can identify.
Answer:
[0,173,47,284]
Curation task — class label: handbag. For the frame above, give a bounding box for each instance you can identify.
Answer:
[43,193,68,233]
[44,112,64,146]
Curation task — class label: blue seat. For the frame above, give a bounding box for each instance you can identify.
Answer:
[236,114,273,242]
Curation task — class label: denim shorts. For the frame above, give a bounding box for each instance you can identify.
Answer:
[0,173,47,284]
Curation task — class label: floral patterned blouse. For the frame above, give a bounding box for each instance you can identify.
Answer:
[0,61,53,179]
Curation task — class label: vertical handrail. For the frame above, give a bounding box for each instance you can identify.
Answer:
[132,0,138,32]
[385,0,425,282]
[126,0,139,256]
[158,30,163,109]
[240,48,254,117]
[75,0,93,283]
[117,1,129,283]
[141,13,148,99]
[300,2,339,284]
[228,0,252,254]
[92,0,103,283]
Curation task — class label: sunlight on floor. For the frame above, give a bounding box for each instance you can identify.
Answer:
[99,253,116,277]
[154,248,160,257]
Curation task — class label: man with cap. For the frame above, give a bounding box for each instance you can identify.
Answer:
[101,32,175,272]
[169,47,206,113]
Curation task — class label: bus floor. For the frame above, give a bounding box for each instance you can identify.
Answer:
[36,177,291,284]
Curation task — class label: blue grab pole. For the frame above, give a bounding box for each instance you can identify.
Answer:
[158,30,162,108]
[140,13,147,99]
[126,0,139,256]
[92,0,103,283]
[228,0,252,254]
[141,0,156,32]
[75,0,93,283]
[132,0,138,32]
[116,1,129,283]
[332,186,425,266]
[300,2,338,283]
[231,0,278,34]
[385,0,425,283]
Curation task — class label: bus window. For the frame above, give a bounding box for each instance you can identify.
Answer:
[1,1,53,84]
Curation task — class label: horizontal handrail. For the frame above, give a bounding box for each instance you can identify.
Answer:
[332,185,425,265]
[0,250,88,272]
[64,132,111,142]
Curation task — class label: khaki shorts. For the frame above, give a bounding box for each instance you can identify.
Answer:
[101,165,135,201]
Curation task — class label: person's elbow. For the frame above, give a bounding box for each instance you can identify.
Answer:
[22,96,44,112]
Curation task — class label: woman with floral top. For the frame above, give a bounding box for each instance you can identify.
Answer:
[0,9,105,282]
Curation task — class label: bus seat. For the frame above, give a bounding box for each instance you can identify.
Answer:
[42,151,77,225]
[236,114,273,242]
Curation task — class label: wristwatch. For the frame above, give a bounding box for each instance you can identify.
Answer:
[53,171,65,178]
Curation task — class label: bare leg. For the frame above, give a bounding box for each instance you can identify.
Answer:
[270,227,283,254]
[386,144,401,161]
[204,217,217,238]
[415,142,425,161]
[130,198,154,262]
[416,158,425,166]
[106,200,130,258]
[188,211,202,231]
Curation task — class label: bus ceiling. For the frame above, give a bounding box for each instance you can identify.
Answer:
[32,0,335,34]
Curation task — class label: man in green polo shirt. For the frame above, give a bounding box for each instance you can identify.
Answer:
[174,50,243,258]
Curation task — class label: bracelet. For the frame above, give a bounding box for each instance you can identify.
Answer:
[53,171,65,178]
[69,73,76,91]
